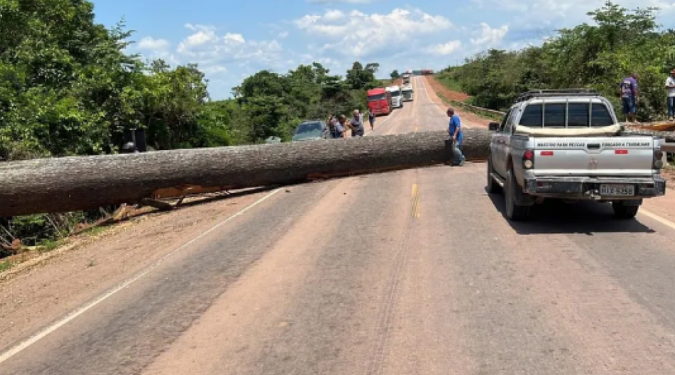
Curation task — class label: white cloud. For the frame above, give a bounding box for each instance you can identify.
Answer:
[471,23,509,46]
[224,33,246,44]
[324,9,345,21]
[278,30,290,39]
[469,0,675,31]
[135,37,179,66]
[134,24,287,100]
[138,37,170,51]
[428,40,462,55]
[294,8,452,58]
[175,24,278,67]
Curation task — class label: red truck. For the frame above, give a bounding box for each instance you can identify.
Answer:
[367,88,393,116]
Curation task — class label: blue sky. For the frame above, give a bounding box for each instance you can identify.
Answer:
[91,0,675,100]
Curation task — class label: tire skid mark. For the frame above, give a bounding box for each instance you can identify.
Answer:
[364,171,419,375]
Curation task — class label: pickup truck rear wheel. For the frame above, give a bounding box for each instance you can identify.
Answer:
[612,201,639,219]
[505,168,531,221]
[486,156,502,194]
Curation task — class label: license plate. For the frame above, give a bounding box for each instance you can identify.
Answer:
[600,184,635,196]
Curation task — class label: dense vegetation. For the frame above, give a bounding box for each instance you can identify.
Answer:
[437,1,675,121]
[0,0,382,252]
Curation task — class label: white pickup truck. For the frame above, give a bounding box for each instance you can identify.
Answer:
[487,89,667,221]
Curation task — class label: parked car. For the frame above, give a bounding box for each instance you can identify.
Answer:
[486,89,666,221]
[291,120,328,142]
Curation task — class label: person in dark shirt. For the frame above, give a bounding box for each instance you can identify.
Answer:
[327,115,345,138]
[349,110,365,137]
[619,73,639,123]
[368,108,375,130]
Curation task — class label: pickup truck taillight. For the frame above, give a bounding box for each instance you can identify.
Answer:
[654,150,664,169]
[523,149,534,170]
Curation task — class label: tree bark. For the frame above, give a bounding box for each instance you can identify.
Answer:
[623,129,675,142]
[0,129,492,217]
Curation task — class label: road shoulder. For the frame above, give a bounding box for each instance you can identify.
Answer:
[0,190,270,352]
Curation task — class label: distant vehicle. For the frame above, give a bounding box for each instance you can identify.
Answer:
[367,88,393,116]
[421,69,434,75]
[487,89,666,221]
[291,120,328,142]
[386,86,403,109]
[402,85,414,102]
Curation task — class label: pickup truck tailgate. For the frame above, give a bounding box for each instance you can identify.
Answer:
[533,137,655,176]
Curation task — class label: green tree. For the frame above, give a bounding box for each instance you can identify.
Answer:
[441,1,672,120]
[365,63,380,74]
[390,70,400,80]
[346,61,377,90]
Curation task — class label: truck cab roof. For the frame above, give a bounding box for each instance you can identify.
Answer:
[514,89,601,103]
[506,89,618,129]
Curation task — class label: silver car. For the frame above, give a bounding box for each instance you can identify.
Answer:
[291,120,328,142]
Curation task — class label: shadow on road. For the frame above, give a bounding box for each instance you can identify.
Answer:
[486,189,656,235]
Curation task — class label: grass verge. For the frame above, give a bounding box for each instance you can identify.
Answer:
[436,92,504,121]
[435,75,464,94]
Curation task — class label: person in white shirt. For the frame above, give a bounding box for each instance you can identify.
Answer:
[665,69,675,121]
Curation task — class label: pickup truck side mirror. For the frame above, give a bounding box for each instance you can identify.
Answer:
[488,122,500,131]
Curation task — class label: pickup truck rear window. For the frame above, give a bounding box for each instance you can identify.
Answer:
[519,103,615,127]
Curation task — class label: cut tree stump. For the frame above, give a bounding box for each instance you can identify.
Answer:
[0,129,492,217]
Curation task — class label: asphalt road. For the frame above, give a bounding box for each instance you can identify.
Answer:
[3,77,675,374]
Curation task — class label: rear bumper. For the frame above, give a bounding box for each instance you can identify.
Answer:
[523,175,666,199]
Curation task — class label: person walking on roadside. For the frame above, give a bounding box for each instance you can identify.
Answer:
[349,109,365,137]
[666,70,675,121]
[447,108,465,166]
[368,108,375,130]
[619,72,639,123]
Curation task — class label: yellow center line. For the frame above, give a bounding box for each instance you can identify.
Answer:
[411,183,421,218]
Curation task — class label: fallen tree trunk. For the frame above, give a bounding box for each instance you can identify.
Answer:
[623,127,675,142]
[0,129,492,216]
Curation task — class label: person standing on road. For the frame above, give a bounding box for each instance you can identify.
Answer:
[619,72,639,123]
[349,109,365,137]
[327,115,344,139]
[665,70,675,121]
[336,115,348,138]
[447,108,465,166]
[368,108,375,130]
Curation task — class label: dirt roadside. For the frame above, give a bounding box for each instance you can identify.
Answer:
[422,75,491,127]
[0,189,272,350]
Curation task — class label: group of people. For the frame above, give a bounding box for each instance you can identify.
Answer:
[327,109,376,139]
[619,70,675,122]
